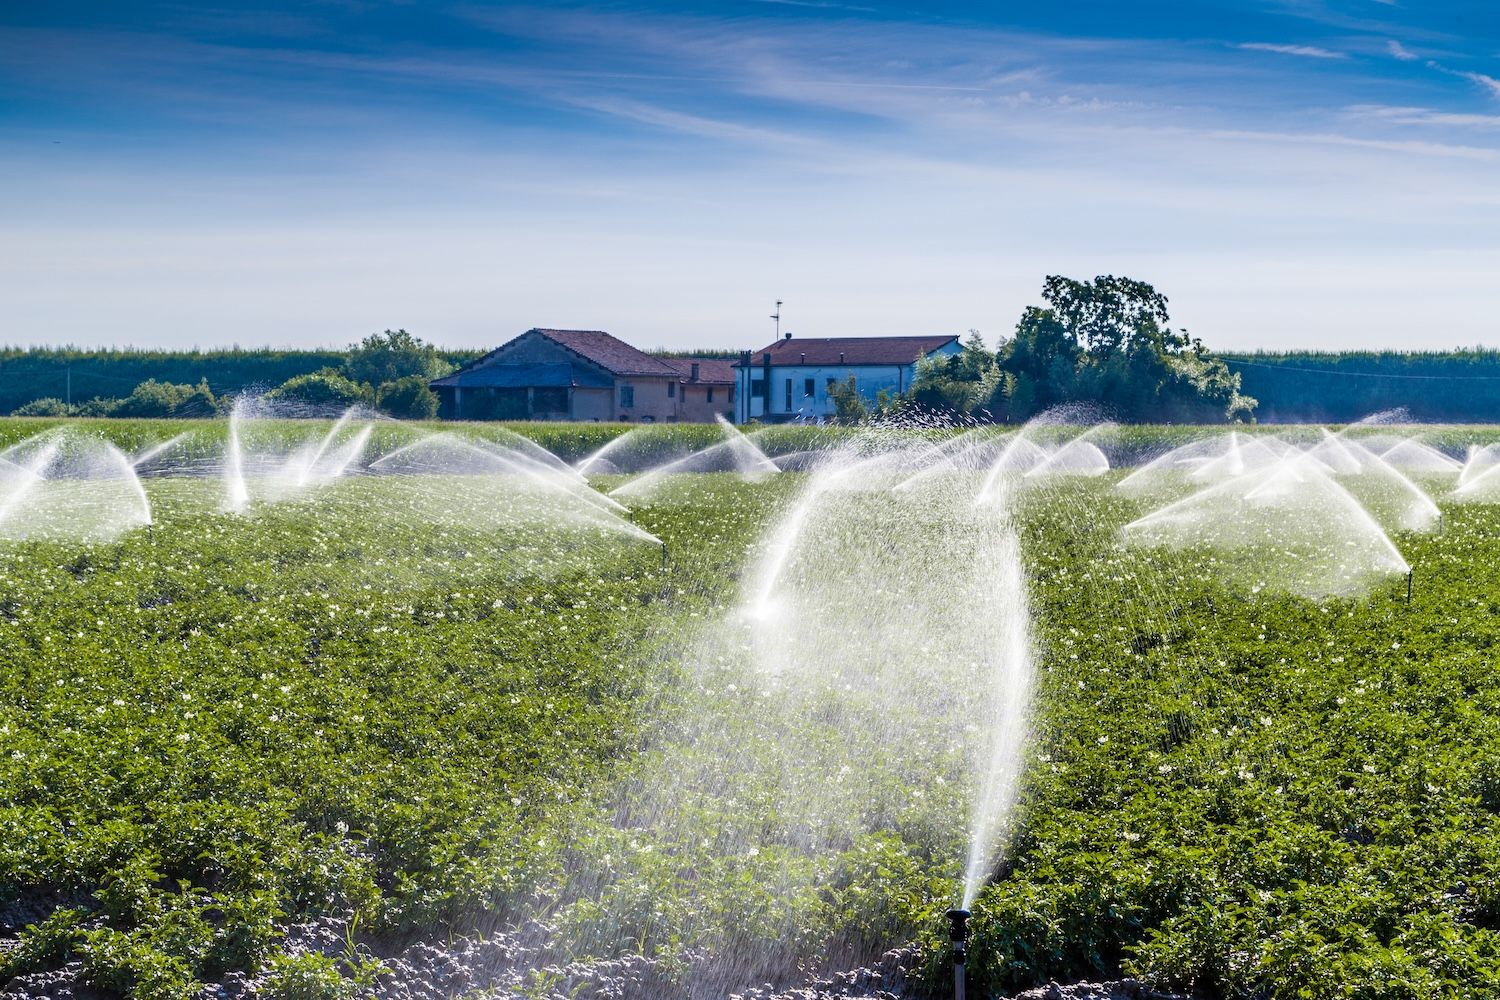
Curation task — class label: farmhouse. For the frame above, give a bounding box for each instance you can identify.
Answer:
[430,328,736,422]
[733,334,962,423]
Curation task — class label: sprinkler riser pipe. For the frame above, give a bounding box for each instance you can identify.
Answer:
[946,909,970,1000]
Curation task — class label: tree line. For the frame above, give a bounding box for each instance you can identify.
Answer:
[6,332,478,420]
[1219,350,1500,423]
[9,284,1496,424]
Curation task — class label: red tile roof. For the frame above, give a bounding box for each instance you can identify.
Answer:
[529,329,684,377]
[662,357,736,384]
[735,335,959,367]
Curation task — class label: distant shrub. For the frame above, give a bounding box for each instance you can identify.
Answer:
[11,397,71,416]
[344,329,453,387]
[74,397,122,417]
[265,370,374,410]
[111,379,221,419]
[375,375,439,420]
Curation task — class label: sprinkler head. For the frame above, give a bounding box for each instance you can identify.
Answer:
[946,908,970,957]
[946,908,971,1000]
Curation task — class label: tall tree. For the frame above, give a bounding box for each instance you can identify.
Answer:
[993,275,1254,423]
[343,329,454,388]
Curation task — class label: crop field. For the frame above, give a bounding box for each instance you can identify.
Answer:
[4,417,1500,999]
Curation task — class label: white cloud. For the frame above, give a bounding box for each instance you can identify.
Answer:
[1349,103,1500,129]
[1462,71,1500,99]
[1237,42,1346,59]
[1386,40,1418,61]
[7,6,1500,351]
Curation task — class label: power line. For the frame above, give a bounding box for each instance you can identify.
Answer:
[0,367,148,384]
[1222,358,1500,382]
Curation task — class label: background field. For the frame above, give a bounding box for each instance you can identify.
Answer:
[2,419,1499,999]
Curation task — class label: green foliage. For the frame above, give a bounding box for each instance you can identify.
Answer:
[6,420,1500,997]
[1000,275,1254,423]
[259,952,359,1000]
[9,380,218,419]
[905,331,1003,417]
[265,370,375,410]
[896,276,1255,423]
[957,477,1500,997]
[74,396,124,417]
[1222,349,1500,422]
[112,379,221,419]
[0,345,480,419]
[375,375,440,420]
[11,397,71,417]
[0,452,794,995]
[342,329,454,388]
[826,374,869,424]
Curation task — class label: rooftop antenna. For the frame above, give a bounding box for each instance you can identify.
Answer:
[771,299,783,340]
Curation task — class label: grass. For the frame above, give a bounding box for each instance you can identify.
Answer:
[3,418,1500,998]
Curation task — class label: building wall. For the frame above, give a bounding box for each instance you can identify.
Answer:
[487,332,580,366]
[571,387,614,422]
[677,382,734,423]
[735,363,914,422]
[734,343,962,422]
[612,376,681,422]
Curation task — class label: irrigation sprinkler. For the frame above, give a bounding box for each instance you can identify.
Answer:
[661,541,668,571]
[1406,570,1413,605]
[946,908,970,1000]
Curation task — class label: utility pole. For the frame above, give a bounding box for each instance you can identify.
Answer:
[771,300,783,340]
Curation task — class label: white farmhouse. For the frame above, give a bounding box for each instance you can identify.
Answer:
[733,334,962,423]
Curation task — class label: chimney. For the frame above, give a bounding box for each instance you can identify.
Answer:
[783,332,792,340]
[690,362,700,382]
[839,352,845,365]
[799,353,805,364]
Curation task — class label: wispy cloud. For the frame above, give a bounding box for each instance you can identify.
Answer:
[1422,57,1500,100]
[1350,104,1500,129]
[1462,71,1500,99]
[6,1,1500,351]
[1237,42,1346,59]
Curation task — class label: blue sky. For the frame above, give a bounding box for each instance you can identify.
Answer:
[3,1,1498,351]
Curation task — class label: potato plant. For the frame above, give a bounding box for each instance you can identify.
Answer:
[3,419,1500,1000]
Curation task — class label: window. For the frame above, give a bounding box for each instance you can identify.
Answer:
[706,386,715,402]
[785,378,793,411]
[668,382,676,398]
[804,378,815,398]
[751,378,765,396]
[826,377,837,390]
[620,385,634,408]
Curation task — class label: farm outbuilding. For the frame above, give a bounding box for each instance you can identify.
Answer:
[431,328,735,423]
